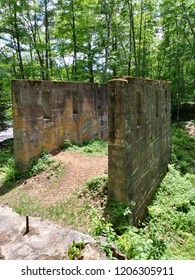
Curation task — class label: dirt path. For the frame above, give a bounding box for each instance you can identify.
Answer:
[50,151,108,203]
[13,151,108,206]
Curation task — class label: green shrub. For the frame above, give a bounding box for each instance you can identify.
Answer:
[68,241,85,260]
[172,124,195,174]
[61,139,73,149]
[86,176,108,193]
[1,152,56,182]
[116,225,166,260]
[105,199,132,235]
[27,153,54,177]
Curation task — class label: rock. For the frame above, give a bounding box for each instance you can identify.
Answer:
[0,204,95,260]
[78,243,108,260]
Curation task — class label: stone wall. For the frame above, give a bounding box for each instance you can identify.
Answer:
[12,77,171,225]
[12,80,108,166]
[108,77,171,225]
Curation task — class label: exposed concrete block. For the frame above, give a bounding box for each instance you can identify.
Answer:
[12,80,108,167]
[108,76,171,225]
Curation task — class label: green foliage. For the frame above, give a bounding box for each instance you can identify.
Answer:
[89,212,117,259]
[146,166,195,259]
[61,139,73,149]
[68,241,85,260]
[0,0,194,108]
[0,141,13,167]
[116,226,166,260]
[62,138,108,156]
[148,166,195,234]
[0,82,10,131]
[27,153,55,177]
[105,200,132,235]
[0,146,57,182]
[0,140,14,181]
[115,165,195,260]
[159,0,195,105]
[172,124,195,174]
[86,176,108,193]
[2,158,22,182]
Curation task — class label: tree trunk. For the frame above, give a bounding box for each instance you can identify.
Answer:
[44,0,49,80]
[13,3,25,79]
[127,1,138,76]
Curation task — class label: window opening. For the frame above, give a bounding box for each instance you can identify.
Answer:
[72,91,79,114]
[156,90,159,117]
[136,91,141,126]
[97,91,101,110]
[42,91,52,120]
[165,90,168,114]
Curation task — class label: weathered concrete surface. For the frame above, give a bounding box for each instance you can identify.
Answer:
[0,204,101,260]
[12,80,108,167]
[108,77,171,225]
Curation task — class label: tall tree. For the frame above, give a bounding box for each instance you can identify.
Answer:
[159,0,195,114]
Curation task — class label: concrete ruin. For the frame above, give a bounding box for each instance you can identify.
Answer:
[12,77,171,225]
[108,77,171,224]
[12,80,108,166]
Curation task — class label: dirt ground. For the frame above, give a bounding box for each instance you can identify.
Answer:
[12,151,108,206]
[52,151,108,203]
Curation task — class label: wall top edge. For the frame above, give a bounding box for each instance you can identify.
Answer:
[11,77,171,86]
[11,79,107,86]
[111,76,171,84]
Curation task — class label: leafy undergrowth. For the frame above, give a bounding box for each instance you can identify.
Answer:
[0,139,59,183]
[116,167,195,260]
[172,122,195,174]
[75,167,195,260]
[0,139,13,182]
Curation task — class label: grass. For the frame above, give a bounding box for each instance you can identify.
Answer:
[6,176,109,233]
[0,122,195,259]
[61,138,108,156]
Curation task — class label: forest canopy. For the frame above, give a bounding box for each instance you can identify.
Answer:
[0,0,194,129]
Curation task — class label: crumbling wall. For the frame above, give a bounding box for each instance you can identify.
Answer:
[108,77,171,225]
[12,80,108,166]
